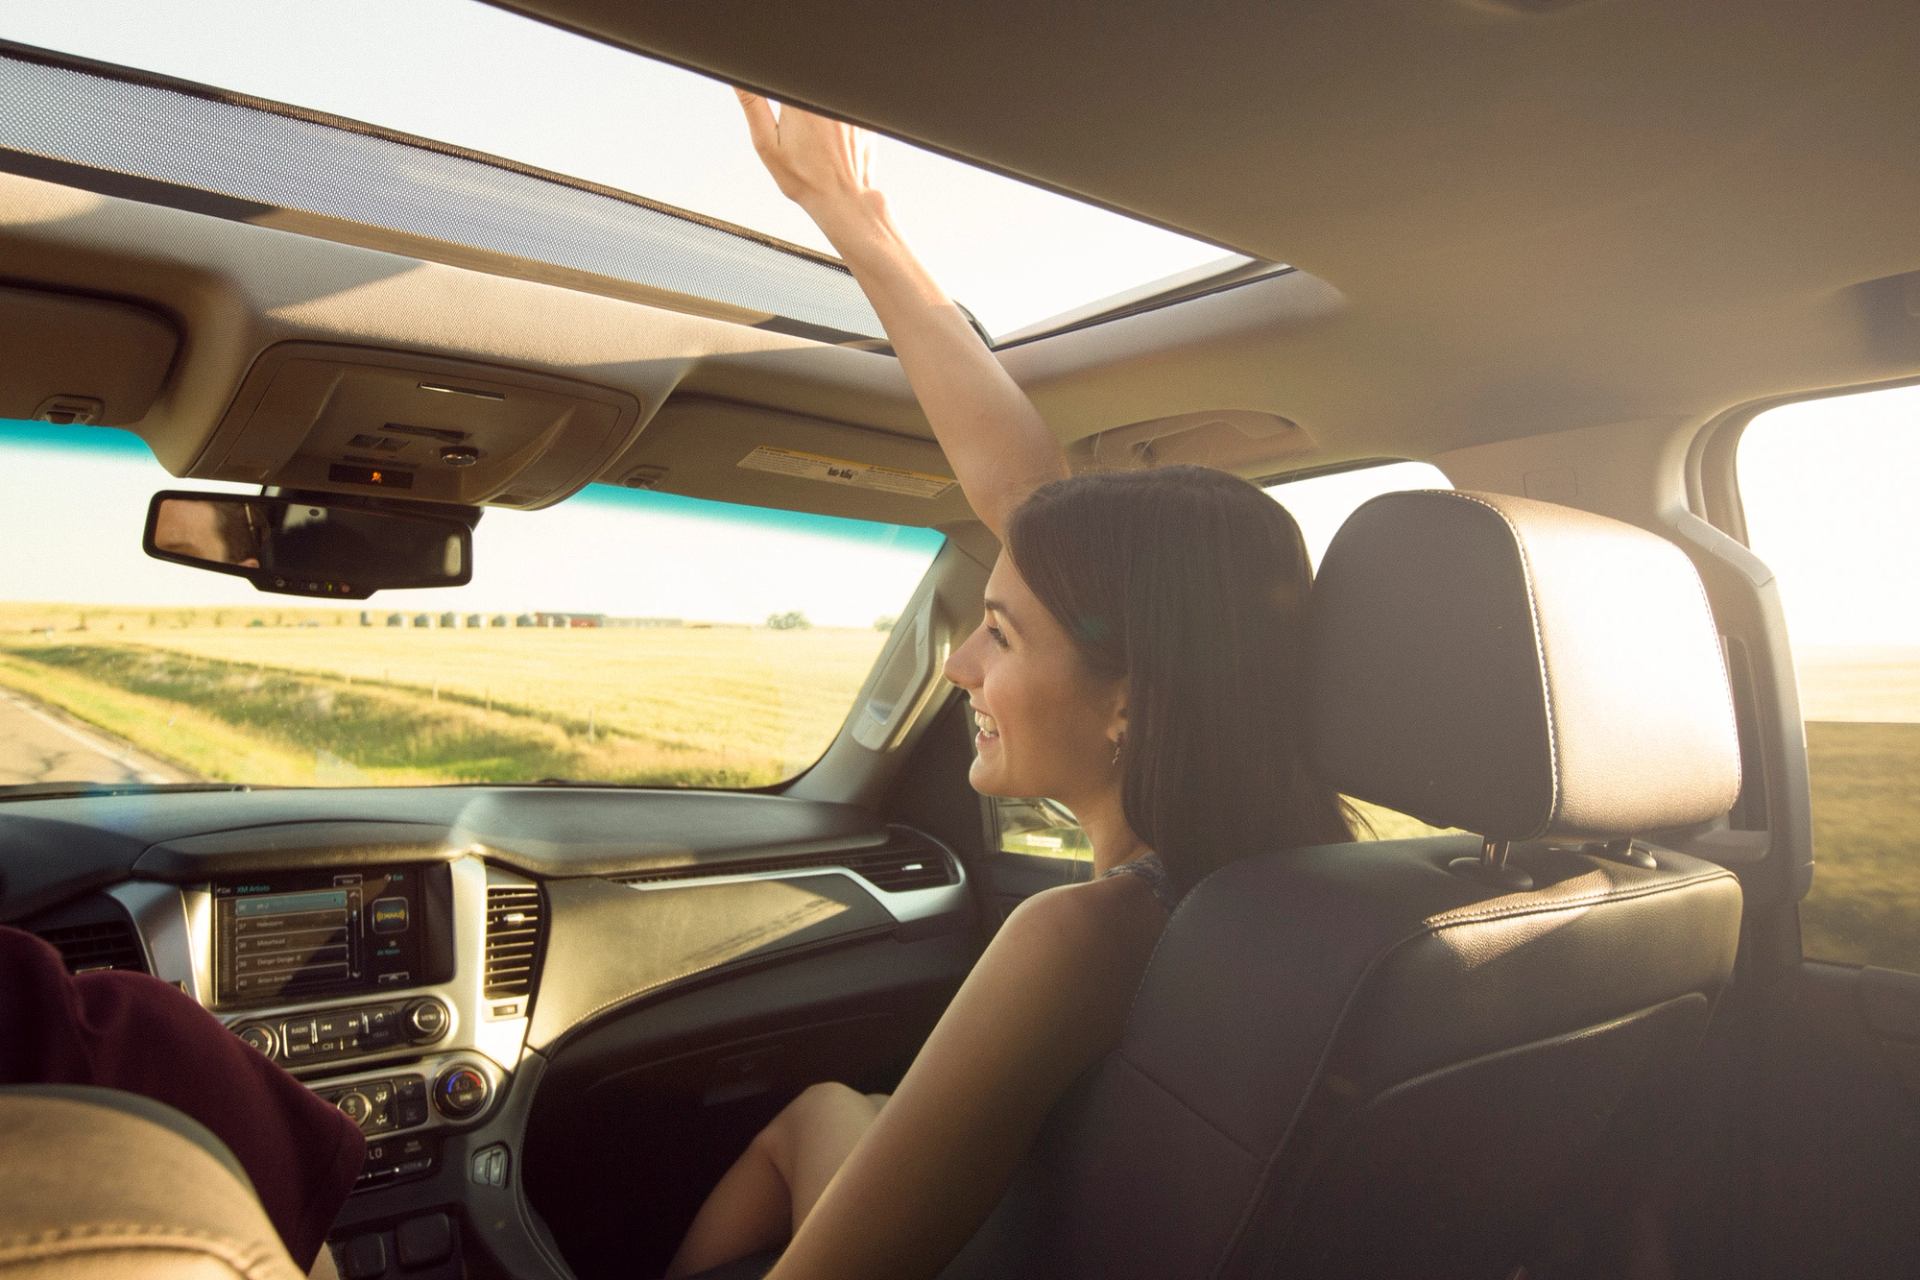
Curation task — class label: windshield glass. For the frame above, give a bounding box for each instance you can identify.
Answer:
[0,421,944,792]
[1,0,1257,340]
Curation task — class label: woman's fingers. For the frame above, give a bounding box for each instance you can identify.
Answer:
[733,87,874,211]
[734,88,780,155]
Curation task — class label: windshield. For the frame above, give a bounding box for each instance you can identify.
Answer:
[0,421,944,793]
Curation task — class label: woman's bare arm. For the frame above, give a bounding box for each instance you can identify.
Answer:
[737,92,1067,541]
[764,879,1164,1280]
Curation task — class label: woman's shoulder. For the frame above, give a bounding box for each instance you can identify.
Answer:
[1001,872,1168,970]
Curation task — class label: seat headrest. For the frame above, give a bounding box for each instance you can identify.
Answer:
[1306,490,1741,841]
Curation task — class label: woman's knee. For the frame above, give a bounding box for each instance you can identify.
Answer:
[759,1082,867,1169]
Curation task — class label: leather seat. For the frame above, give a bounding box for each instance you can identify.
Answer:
[928,490,1746,1279]
[0,1085,314,1279]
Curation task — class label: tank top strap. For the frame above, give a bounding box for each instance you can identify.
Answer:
[1100,851,1180,913]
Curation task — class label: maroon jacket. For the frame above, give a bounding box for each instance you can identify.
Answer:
[0,925,364,1270]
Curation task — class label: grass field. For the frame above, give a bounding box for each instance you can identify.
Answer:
[0,611,886,787]
[1800,720,1920,970]
[2,605,1915,967]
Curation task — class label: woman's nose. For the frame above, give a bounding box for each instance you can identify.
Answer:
[944,625,982,690]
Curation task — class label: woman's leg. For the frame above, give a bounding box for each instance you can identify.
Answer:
[664,1083,886,1278]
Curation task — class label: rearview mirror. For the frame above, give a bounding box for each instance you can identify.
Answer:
[143,490,473,599]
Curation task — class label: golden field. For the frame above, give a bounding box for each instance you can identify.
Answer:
[2,602,1917,969]
[0,605,887,787]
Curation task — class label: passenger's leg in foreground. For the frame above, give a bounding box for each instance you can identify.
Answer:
[664,1082,885,1278]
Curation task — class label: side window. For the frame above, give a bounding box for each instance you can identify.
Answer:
[1738,384,1920,971]
[994,459,1455,859]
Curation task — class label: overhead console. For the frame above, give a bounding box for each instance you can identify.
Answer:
[189,342,645,509]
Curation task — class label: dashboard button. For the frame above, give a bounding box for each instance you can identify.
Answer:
[337,1091,372,1126]
[236,1024,278,1058]
[397,1098,429,1128]
[394,1075,424,1101]
[405,1000,448,1042]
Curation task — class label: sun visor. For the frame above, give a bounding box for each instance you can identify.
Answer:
[188,342,644,509]
[607,396,973,527]
[0,284,178,426]
[1068,409,1316,473]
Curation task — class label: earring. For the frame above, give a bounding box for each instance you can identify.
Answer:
[1110,735,1124,766]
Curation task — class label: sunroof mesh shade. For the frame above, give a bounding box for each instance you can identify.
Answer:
[0,50,886,339]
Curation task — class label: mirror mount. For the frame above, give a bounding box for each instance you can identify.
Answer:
[143,489,477,599]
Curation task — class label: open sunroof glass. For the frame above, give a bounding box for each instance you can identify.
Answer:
[0,42,887,343]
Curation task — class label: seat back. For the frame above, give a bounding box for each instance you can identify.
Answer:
[0,1085,307,1280]
[940,491,1745,1279]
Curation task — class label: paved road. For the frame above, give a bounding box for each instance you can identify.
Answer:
[0,688,197,786]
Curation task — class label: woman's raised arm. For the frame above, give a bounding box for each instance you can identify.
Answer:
[737,92,1067,541]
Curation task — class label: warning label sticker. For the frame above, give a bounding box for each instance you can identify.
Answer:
[737,446,954,499]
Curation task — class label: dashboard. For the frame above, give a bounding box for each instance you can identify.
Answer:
[1,784,976,1277]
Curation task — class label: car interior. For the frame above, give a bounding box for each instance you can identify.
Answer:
[2,1,1918,1278]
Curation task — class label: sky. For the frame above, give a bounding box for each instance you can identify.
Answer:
[1739,383,1920,647]
[0,0,1240,338]
[0,423,944,626]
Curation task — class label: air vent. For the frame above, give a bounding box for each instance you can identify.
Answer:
[37,920,147,975]
[616,828,957,894]
[484,884,544,998]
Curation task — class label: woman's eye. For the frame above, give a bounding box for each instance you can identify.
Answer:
[986,625,1008,649]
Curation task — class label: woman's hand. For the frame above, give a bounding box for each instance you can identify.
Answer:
[735,92,884,237]
[734,86,1067,540]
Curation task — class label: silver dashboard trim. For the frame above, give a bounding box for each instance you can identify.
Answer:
[615,842,970,925]
[112,854,531,1084]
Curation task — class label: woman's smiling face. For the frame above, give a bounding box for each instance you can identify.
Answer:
[942,552,1126,808]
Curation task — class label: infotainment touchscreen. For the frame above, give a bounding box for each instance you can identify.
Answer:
[212,865,452,1008]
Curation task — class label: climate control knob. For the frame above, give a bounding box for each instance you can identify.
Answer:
[404,998,449,1043]
[433,1065,489,1120]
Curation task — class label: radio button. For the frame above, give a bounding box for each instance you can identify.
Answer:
[236,1024,278,1058]
[364,1007,398,1046]
[315,1013,362,1040]
[405,1000,449,1042]
[283,1021,316,1049]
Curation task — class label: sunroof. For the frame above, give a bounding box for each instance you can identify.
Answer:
[0,0,1271,343]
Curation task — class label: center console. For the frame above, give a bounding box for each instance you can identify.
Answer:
[111,854,536,1219]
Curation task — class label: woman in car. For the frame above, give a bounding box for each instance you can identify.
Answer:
[662,95,1353,1280]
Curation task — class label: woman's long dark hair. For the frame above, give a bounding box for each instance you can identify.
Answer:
[1006,465,1352,895]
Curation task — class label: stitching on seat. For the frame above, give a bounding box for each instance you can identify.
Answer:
[0,1222,285,1279]
[1430,491,1561,837]
[1108,1052,1265,1162]
[1422,866,1736,928]
[1199,860,1735,1278]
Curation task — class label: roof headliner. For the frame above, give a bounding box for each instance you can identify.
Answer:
[494,0,1920,455]
[5,0,1918,528]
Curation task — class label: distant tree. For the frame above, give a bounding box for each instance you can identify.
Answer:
[765,610,812,631]
[873,614,897,632]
